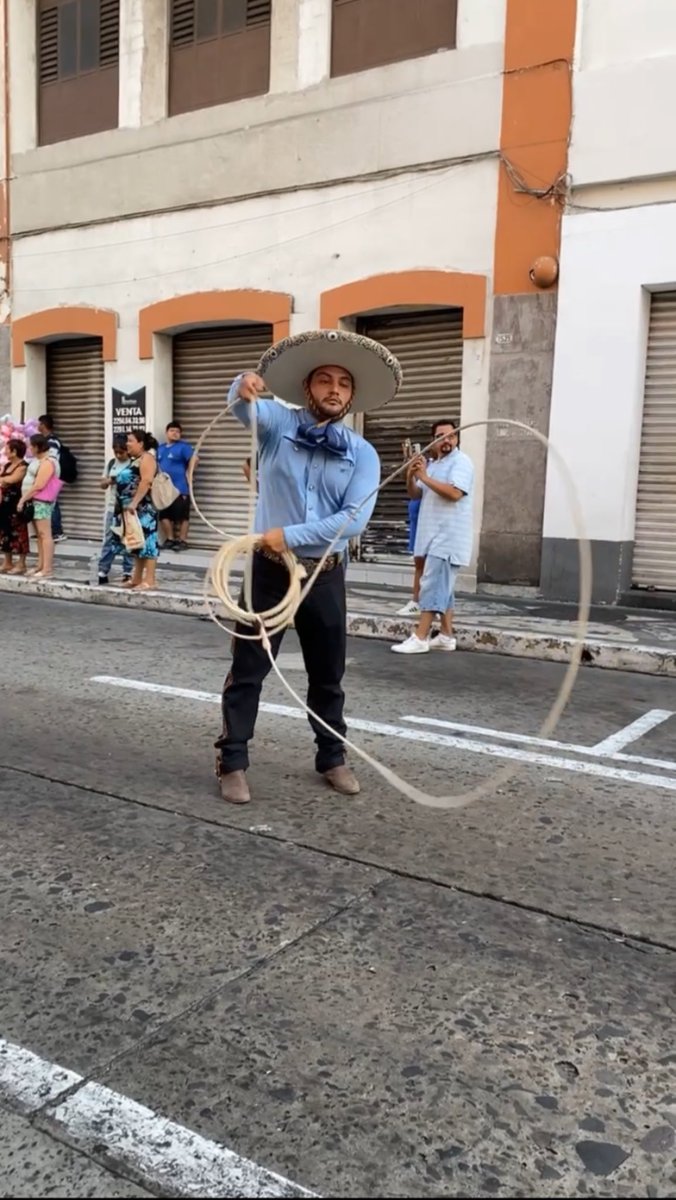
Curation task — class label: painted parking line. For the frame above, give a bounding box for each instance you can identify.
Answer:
[92,676,676,794]
[0,1036,315,1199]
[591,709,673,755]
[401,713,676,773]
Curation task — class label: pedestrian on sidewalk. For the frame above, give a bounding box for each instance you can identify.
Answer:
[97,435,133,586]
[37,415,76,544]
[112,430,160,591]
[397,438,425,617]
[17,434,62,579]
[392,420,474,655]
[397,497,425,617]
[157,421,196,550]
[214,329,402,806]
[0,438,29,574]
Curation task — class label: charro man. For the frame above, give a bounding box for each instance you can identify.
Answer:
[215,329,402,805]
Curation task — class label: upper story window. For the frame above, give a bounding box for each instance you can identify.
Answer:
[38,0,120,145]
[169,0,272,117]
[331,0,457,78]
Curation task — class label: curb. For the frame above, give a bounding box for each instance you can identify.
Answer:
[2,575,675,677]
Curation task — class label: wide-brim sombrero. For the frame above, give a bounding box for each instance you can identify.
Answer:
[257,329,403,414]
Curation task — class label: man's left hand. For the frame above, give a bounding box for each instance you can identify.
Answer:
[260,527,287,554]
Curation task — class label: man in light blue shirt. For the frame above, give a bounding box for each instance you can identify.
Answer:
[214,329,402,806]
[392,419,474,655]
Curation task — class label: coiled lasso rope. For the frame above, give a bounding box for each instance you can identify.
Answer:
[189,395,592,810]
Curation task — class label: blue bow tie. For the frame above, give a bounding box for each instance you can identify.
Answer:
[294,421,350,458]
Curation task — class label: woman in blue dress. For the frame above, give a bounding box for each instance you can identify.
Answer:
[113,429,159,590]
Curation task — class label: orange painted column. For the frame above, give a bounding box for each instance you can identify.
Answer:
[494,0,577,293]
[479,0,577,588]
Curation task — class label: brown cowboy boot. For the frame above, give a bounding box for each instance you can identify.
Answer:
[215,757,251,805]
[322,765,361,796]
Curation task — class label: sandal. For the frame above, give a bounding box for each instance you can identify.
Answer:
[132,581,157,591]
[8,566,27,575]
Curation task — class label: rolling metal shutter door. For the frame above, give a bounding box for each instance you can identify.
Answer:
[173,325,272,550]
[633,292,676,590]
[46,339,106,541]
[358,309,463,558]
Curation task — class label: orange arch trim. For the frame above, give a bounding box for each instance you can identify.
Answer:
[139,290,293,359]
[320,271,487,338]
[12,306,118,368]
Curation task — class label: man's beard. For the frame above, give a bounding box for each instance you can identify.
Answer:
[307,395,353,424]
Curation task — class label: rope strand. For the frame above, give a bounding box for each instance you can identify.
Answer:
[191,397,591,809]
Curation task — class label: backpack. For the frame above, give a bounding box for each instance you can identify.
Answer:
[59,444,78,484]
[151,470,179,512]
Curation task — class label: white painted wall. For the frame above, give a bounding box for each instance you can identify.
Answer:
[543,203,676,544]
[119,0,168,128]
[457,0,506,49]
[577,0,676,68]
[10,160,497,572]
[571,0,676,188]
[11,0,504,233]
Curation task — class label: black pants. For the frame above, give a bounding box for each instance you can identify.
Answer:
[216,554,347,774]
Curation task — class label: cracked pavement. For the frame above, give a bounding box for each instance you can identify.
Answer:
[1,594,675,1198]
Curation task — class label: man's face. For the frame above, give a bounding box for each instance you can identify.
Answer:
[113,446,128,461]
[433,424,458,457]
[306,365,354,421]
[166,426,182,443]
[38,420,49,436]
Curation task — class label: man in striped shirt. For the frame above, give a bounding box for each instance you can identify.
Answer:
[392,419,474,655]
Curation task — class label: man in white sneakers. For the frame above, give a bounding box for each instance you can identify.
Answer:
[392,419,474,655]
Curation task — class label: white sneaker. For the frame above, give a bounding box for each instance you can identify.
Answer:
[432,634,457,652]
[397,600,421,617]
[391,634,430,655]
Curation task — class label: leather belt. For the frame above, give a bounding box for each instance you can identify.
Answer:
[257,548,342,573]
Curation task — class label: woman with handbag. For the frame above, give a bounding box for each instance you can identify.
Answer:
[0,438,30,574]
[112,429,160,591]
[17,433,62,579]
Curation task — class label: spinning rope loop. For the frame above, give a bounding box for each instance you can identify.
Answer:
[190,396,592,809]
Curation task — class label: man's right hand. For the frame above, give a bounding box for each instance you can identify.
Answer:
[407,455,426,480]
[237,373,266,403]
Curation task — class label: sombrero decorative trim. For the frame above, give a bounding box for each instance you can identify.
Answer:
[257,329,403,414]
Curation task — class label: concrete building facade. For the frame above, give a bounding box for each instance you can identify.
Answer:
[6,0,575,579]
[543,0,676,603]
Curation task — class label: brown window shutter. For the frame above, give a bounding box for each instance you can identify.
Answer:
[39,5,60,84]
[332,0,457,77]
[38,0,120,143]
[246,0,271,27]
[172,0,196,45]
[99,0,120,66]
[170,0,270,115]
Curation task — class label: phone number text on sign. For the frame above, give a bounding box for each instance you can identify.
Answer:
[111,387,146,438]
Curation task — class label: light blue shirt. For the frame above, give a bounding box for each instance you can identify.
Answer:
[229,378,381,558]
[413,448,475,566]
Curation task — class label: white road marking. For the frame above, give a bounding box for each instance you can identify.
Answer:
[91,676,676,794]
[401,714,676,772]
[0,1036,315,1198]
[591,709,673,755]
[0,1037,80,1112]
[400,715,589,755]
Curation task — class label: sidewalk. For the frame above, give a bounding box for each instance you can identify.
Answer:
[2,540,676,676]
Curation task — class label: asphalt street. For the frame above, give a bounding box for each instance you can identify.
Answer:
[1,593,675,1198]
